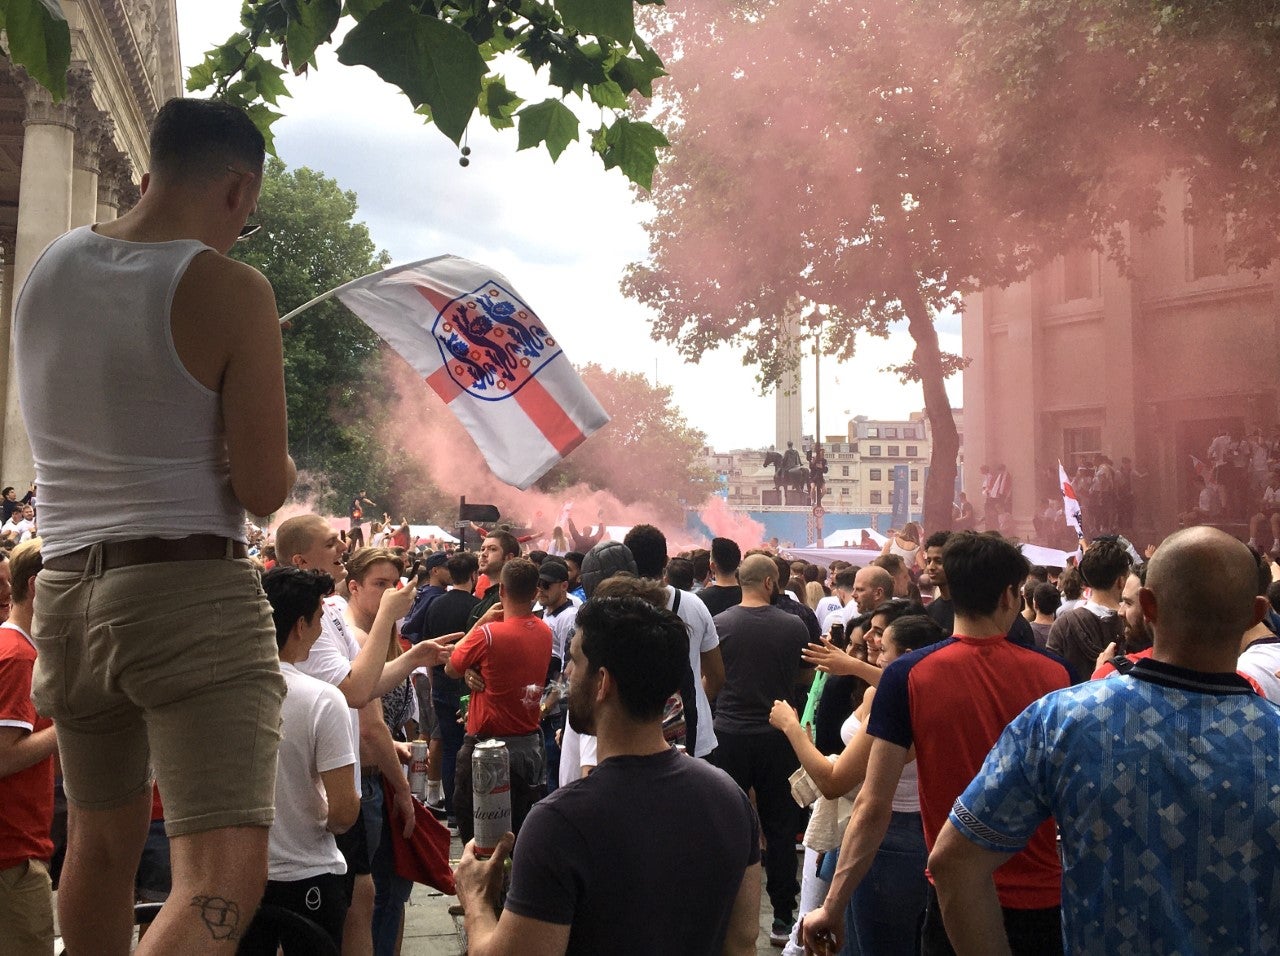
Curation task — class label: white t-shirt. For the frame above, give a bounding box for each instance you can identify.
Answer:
[1238,639,1280,704]
[814,596,844,633]
[558,721,598,789]
[543,600,579,668]
[270,664,356,882]
[667,585,719,757]
[2,517,32,541]
[295,596,362,786]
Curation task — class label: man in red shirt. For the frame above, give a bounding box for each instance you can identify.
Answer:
[0,541,55,952]
[446,558,552,845]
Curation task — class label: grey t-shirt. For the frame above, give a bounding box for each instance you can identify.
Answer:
[712,603,809,735]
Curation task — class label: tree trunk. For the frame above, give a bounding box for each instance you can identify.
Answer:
[896,280,960,536]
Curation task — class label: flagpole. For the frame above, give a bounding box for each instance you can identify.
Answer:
[278,287,344,325]
[276,254,457,325]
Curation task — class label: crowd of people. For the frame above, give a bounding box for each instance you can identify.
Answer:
[2,96,1280,956]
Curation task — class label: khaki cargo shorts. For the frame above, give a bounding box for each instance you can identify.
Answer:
[32,549,285,837]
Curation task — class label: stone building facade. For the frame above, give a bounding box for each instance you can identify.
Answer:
[962,175,1278,540]
[0,0,182,482]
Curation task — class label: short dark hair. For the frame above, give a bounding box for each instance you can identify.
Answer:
[576,596,689,722]
[1032,582,1061,616]
[263,567,334,651]
[623,524,668,579]
[1268,579,1280,614]
[870,598,926,625]
[488,530,521,559]
[834,567,857,590]
[564,551,585,568]
[802,564,823,584]
[1059,565,1084,600]
[1027,565,1049,584]
[527,549,548,566]
[884,614,945,653]
[1079,540,1131,590]
[924,530,951,551]
[501,557,540,603]
[447,550,479,586]
[943,532,1029,616]
[710,537,742,575]
[149,98,265,182]
[689,548,710,583]
[665,556,695,591]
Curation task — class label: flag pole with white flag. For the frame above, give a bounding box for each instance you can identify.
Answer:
[280,256,609,490]
[1058,460,1084,540]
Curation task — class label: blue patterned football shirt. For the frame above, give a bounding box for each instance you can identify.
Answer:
[950,658,1280,955]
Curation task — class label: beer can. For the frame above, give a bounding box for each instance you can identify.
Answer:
[408,738,429,799]
[472,739,512,857]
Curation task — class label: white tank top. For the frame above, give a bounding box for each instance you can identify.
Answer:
[843,711,920,812]
[14,226,246,558]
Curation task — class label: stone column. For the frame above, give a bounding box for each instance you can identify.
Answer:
[72,110,112,227]
[0,229,16,368]
[2,65,90,483]
[96,152,131,223]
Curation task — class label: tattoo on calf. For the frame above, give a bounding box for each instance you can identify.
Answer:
[190,895,242,941]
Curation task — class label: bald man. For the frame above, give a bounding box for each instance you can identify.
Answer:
[710,554,814,945]
[930,528,1280,955]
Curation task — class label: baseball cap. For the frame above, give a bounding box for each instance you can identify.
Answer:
[422,550,449,571]
[538,561,569,586]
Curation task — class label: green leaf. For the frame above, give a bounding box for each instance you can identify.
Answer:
[187,60,216,92]
[599,116,667,189]
[5,0,71,100]
[555,0,634,43]
[588,78,628,109]
[335,0,487,144]
[241,54,291,105]
[610,52,666,97]
[478,74,523,131]
[283,0,342,73]
[516,98,579,160]
[244,102,285,156]
[345,0,387,20]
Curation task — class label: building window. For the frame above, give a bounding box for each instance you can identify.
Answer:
[1188,189,1227,280]
[850,443,858,454]
[885,427,898,438]
[905,427,919,439]
[910,469,919,481]
[866,427,879,438]
[911,491,919,504]
[906,445,918,457]
[1063,426,1103,472]
[841,465,849,477]
[1062,246,1095,301]
[869,445,881,457]
[888,445,900,457]
[870,491,882,505]
[841,486,850,495]
[869,469,882,481]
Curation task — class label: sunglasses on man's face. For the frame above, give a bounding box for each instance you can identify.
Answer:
[236,222,262,242]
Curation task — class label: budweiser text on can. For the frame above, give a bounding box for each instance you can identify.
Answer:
[408,738,429,799]
[472,739,512,857]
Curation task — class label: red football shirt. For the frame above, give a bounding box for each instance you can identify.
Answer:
[0,623,54,869]
[450,615,552,737]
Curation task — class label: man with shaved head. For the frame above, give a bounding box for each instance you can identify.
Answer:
[930,528,1280,955]
[710,553,814,946]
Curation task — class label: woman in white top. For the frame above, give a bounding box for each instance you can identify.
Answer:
[882,521,925,571]
[547,526,570,557]
[772,613,943,955]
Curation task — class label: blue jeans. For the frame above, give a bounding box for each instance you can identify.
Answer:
[371,784,413,956]
[847,811,927,955]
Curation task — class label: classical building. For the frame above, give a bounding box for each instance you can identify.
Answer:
[962,174,1278,539]
[0,0,181,482]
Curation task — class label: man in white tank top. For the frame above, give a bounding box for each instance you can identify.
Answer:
[13,99,296,956]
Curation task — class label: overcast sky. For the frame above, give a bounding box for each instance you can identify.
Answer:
[174,2,963,451]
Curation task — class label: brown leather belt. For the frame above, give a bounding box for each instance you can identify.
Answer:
[44,534,248,572]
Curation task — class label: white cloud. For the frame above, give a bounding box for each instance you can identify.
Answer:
[175,2,960,452]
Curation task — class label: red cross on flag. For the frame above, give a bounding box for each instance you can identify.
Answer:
[332,256,609,489]
[1058,460,1083,535]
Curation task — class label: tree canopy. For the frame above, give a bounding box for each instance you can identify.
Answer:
[625,0,972,531]
[184,0,670,188]
[535,363,713,523]
[230,158,405,513]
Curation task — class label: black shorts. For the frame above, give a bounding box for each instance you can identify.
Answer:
[238,872,348,955]
[334,804,372,879]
